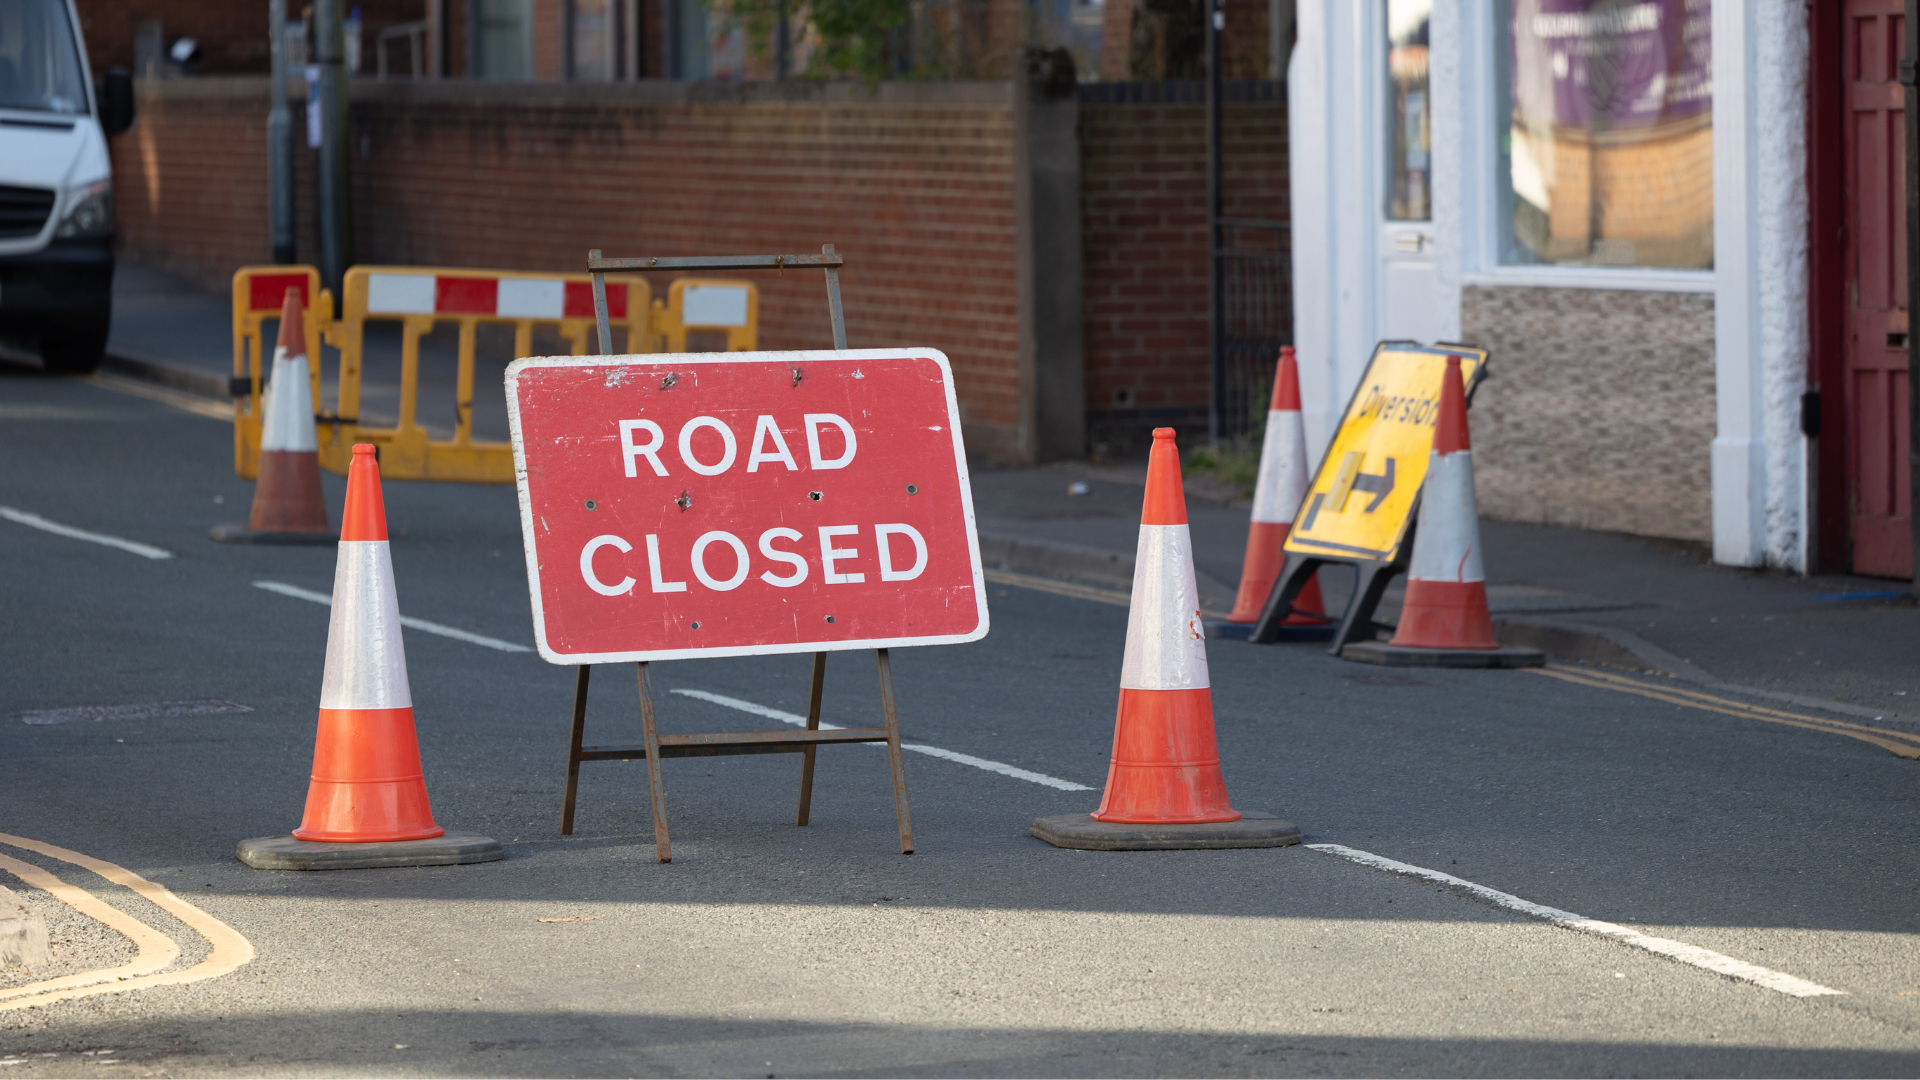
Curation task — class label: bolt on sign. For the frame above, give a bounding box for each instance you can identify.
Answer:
[505,348,989,663]
[1283,343,1488,565]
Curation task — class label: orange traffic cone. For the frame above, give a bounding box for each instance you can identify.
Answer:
[1030,428,1300,850]
[236,445,501,870]
[211,289,333,544]
[1219,347,1330,640]
[1343,356,1541,668]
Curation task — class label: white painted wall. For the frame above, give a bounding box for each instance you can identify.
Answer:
[1289,0,1809,571]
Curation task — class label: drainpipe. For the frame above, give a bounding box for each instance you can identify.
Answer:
[314,0,354,309]
[268,0,296,263]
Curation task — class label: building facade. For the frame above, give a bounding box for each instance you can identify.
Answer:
[1288,0,1904,577]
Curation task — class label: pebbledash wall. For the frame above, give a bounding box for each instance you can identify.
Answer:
[111,76,1289,464]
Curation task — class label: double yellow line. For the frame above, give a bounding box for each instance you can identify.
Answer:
[0,833,253,1011]
[1533,665,1920,760]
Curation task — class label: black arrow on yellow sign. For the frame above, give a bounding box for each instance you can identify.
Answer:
[1350,456,1395,512]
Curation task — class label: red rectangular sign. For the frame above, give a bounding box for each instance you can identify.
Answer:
[506,349,989,664]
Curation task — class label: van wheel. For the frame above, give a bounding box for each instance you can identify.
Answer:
[40,329,108,374]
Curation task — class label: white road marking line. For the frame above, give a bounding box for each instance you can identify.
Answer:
[672,688,1096,792]
[0,506,173,560]
[1307,843,1844,999]
[253,580,533,653]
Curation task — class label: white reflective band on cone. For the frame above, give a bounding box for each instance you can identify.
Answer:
[1249,409,1307,525]
[319,541,413,710]
[1119,524,1210,690]
[1408,451,1485,583]
[260,347,318,453]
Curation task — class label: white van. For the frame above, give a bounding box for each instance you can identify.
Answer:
[0,0,134,374]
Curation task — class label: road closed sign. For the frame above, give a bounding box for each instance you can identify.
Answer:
[1283,343,1488,565]
[505,348,988,664]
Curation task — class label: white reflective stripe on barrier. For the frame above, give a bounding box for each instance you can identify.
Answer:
[1119,523,1210,691]
[1249,409,1308,525]
[497,277,565,319]
[259,348,318,453]
[319,540,414,710]
[1407,450,1484,584]
[366,273,437,315]
[683,285,750,327]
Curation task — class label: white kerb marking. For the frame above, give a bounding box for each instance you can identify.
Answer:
[254,581,532,654]
[0,506,172,560]
[259,347,318,453]
[1308,844,1845,998]
[1408,451,1485,583]
[1250,409,1309,525]
[672,689,1095,791]
[365,273,437,315]
[1120,523,1209,691]
[497,278,565,319]
[682,285,749,327]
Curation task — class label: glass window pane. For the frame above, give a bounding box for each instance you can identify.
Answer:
[0,0,89,115]
[1496,0,1714,268]
[1387,0,1433,221]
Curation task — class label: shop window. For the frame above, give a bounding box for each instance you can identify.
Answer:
[1494,0,1713,269]
[1387,0,1432,221]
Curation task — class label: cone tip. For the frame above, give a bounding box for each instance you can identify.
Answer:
[354,443,376,457]
[1153,427,1176,441]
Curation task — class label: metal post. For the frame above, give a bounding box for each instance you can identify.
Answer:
[1204,0,1225,444]
[590,250,613,354]
[775,0,791,79]
[268,0,297,264]
[314,0,353,309]
[1907,0,1919,595]
[823,243,848,349]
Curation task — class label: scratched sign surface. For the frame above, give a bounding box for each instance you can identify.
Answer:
[506,349,988,664]
[1283,343,1488,565]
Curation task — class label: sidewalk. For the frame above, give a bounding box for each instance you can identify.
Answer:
[100,257,1920,727]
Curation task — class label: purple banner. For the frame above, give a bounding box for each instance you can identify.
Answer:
[1511,0,1712,130]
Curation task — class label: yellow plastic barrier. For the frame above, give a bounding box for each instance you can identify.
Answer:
[229,266,326,481]
[231,265,763,484]
[318,266,657,483]
[655,278,759,352]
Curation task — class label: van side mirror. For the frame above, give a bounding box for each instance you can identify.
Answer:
[99,68,135,135]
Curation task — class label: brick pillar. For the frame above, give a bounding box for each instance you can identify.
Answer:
[1014,47,1086,463]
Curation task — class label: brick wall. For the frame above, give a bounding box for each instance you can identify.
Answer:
[1078,82,1288,451]
[111,78,1029,456]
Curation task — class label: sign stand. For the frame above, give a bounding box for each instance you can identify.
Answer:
[552,246,915,863]
[1245,343,1487,656]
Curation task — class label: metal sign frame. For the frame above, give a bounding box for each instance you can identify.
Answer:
[1251,341,1490,655]
[555,245,919,863]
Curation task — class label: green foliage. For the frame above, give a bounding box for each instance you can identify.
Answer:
[708,0,908,83]
[1183,442,1262,497]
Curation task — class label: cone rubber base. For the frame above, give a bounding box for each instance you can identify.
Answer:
[1029,811,1300,851]
[236,830,502,870]
[1342,641,1544,668]
[209,524,337,545]
[1212,621,1334,642]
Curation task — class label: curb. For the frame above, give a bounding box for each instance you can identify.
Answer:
[101,351,230,401]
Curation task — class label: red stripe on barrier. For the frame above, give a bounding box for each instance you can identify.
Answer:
[248,273,310,312]
[436,277,498,315]
[564,280,626,319]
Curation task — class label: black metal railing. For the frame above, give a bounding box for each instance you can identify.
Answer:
[1211,217,1291,443]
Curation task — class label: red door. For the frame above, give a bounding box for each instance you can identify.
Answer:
[1844,0,1911,578]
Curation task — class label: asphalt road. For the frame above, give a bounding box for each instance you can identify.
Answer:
[3,365,1919,1077]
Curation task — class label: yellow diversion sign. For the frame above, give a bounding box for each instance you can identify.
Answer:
[1284,343,1488,565]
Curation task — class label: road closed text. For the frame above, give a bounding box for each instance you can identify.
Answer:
[579,524,930,597]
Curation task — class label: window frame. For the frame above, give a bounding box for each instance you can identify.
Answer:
[1457,0,1718,294]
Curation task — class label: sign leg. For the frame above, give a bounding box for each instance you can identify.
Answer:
[636,662,671,863]
[1329,561,1401,656]
[874,649,914,855]
[560,664,591,835]
[1249,553,1315,643]
[796,651,827,826]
